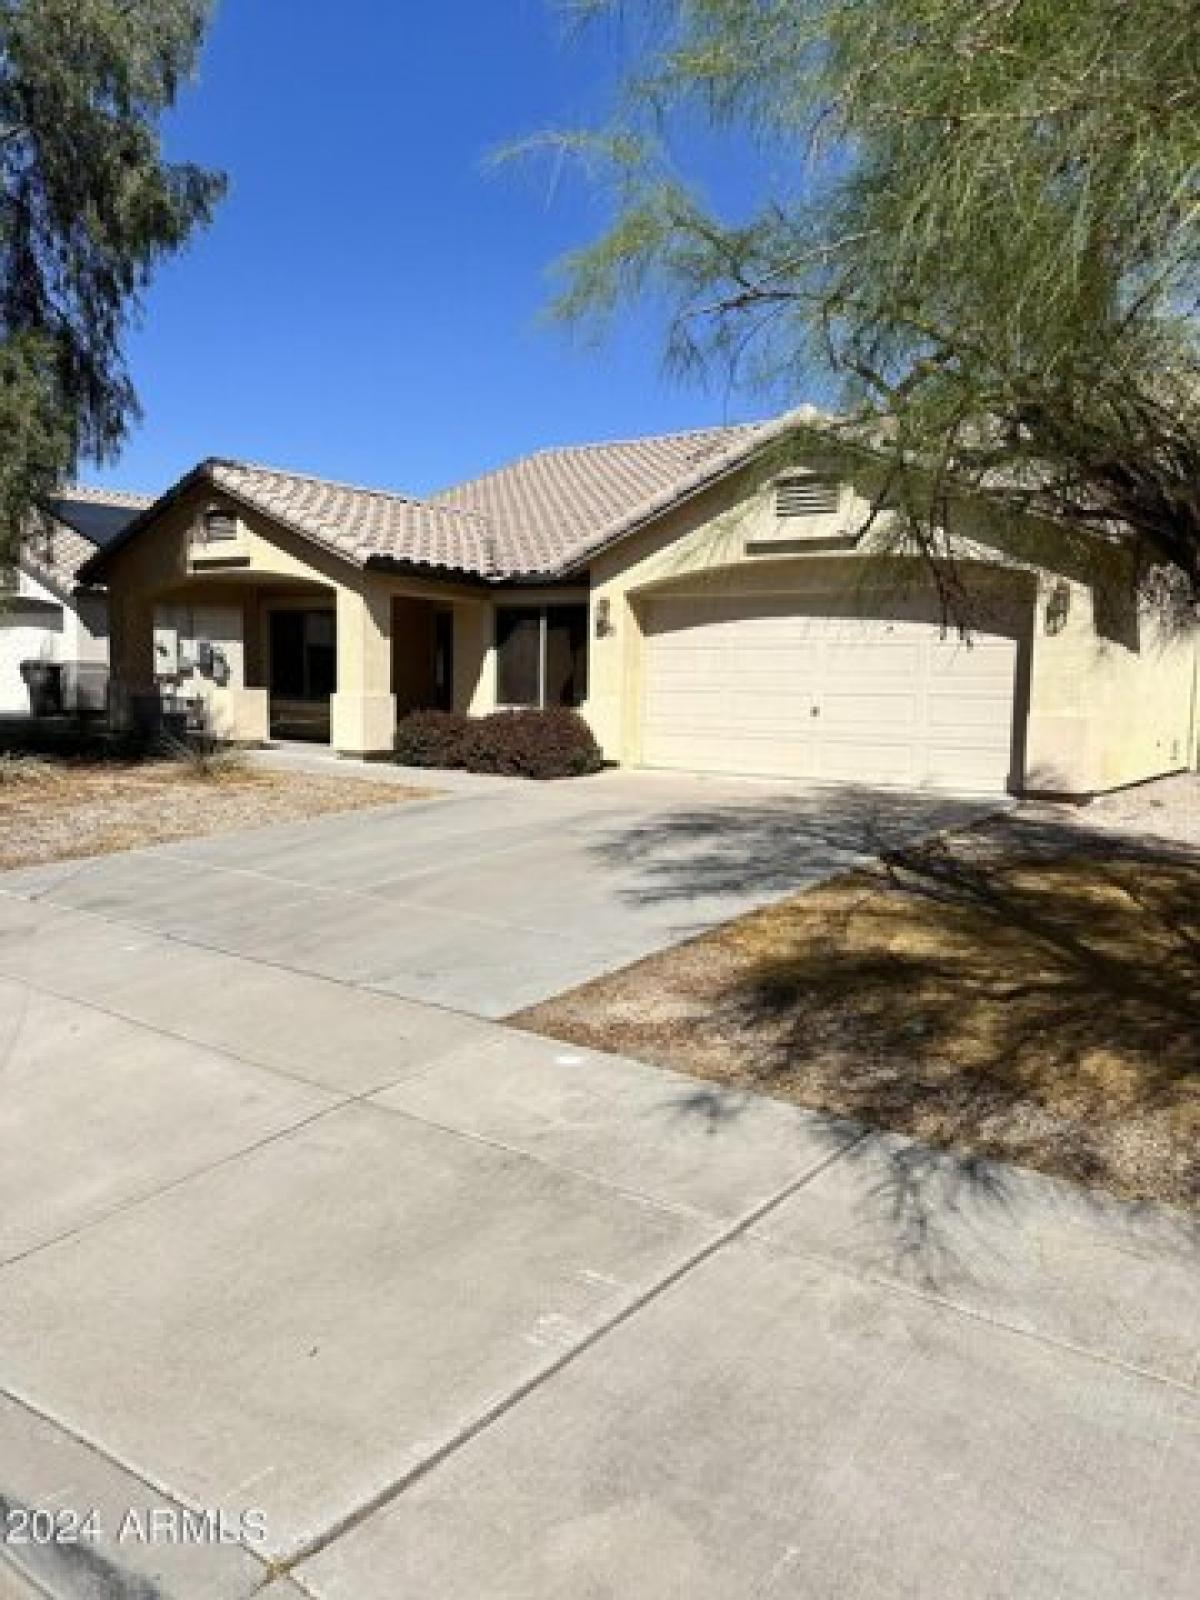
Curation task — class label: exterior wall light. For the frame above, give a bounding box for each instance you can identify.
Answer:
[1044,580,1071,636]
[595,597,614,638]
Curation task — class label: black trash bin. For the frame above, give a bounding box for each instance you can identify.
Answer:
[20,661,64,717]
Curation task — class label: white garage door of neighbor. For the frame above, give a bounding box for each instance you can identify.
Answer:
[641,593,1022,792]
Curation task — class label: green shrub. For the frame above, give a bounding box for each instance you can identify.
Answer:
[394,709,471,768]
[466,708,603,779]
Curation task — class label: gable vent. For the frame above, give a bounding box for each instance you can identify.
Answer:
[202,507,238,542]
[774,475,841,518]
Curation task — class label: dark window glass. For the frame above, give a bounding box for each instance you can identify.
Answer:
[544,606,588,706]
[270,610,336,700]
[270,611,306,698]
[433,609,455,710]
[496,607,541,706]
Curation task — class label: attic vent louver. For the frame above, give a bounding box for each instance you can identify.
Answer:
[775,475,841,518]
[203,508,238,542]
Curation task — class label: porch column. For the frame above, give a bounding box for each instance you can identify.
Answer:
[330,580,396,756]
[106,581,156,731]
[108,584,155,691]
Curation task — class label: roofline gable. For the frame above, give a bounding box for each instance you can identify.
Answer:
[75,461,379,584]
[76,409,836,586]
[539,407,824,578]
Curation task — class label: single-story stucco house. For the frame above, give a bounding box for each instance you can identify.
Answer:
[1,487,151,715]
[78,410,1199,797]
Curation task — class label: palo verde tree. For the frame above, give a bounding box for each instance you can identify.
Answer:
[0,0,224,564]
[535,0,1200,604]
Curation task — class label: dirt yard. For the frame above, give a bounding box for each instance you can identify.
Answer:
[516,776,1200,1211]
[0,753,428,870]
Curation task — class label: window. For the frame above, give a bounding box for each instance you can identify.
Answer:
[495,607,542,707]
[774,475,841,518]
[270,610,336,700]
[203,508,238,542]
[495,604,588,708]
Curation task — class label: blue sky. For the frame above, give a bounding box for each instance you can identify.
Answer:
[91,0,792,498]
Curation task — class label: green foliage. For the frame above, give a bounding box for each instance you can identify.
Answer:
[0,0,224,558]
[542,0,1200,596]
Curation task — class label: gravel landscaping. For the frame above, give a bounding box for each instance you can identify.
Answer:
[0,754,429,870]
[1042,769,1200,850]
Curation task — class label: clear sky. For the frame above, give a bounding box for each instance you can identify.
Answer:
[90,0,791,499]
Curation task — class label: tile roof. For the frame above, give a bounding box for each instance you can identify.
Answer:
[22,487,153,591]
[81,408,818,584]
[427,419,787,576]
[204,460,498,575]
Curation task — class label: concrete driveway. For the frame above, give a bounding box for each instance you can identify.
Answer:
[0,772,1196,1599]
[0,769,999,1016]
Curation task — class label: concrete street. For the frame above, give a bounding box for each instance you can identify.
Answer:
[0,772,1195,1599]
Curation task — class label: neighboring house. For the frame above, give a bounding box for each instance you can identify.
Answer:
[1,488,152,715]
[79,411,1199,797]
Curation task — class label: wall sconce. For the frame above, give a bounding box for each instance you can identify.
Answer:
[594,597,614,638]
[1044,580,1071,636]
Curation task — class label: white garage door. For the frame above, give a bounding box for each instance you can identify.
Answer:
[641,591,1023,792]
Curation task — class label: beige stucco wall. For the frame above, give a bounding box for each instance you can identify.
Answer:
[101,485,491,751]
[99,469,1198,787]
[1024,577,1197,793]
[585,456,1199,795]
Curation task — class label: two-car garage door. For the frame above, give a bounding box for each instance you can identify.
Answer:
[640,590,1025,792]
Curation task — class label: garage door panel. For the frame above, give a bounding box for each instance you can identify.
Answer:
[820,739,918,784]
[822,638,925,672]
[822,691,922,731]
[641,589,1022,793]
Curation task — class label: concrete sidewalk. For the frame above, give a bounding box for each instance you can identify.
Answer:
[0,884,1196,1600]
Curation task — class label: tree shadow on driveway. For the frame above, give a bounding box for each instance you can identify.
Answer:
[595,783,1003,915]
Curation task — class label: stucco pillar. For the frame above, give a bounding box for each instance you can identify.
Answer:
[331,581,396,755]
[108,584,155,691]
[106,583,156,732]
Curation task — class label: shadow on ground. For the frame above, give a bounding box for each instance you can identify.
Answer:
[566,791,1200,1272]
[595,783,1000,906]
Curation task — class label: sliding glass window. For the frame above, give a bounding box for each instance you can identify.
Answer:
[495,604,588,708]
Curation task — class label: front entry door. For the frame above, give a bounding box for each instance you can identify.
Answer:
[269,609,336,740]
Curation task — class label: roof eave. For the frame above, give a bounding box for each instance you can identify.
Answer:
[363,553,497,588]
[77,462,378,583]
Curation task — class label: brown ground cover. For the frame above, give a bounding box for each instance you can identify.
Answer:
[0,753,427,870]
[517,797,1200,1210]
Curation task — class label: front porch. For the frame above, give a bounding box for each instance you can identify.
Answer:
[108,572,482,756]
